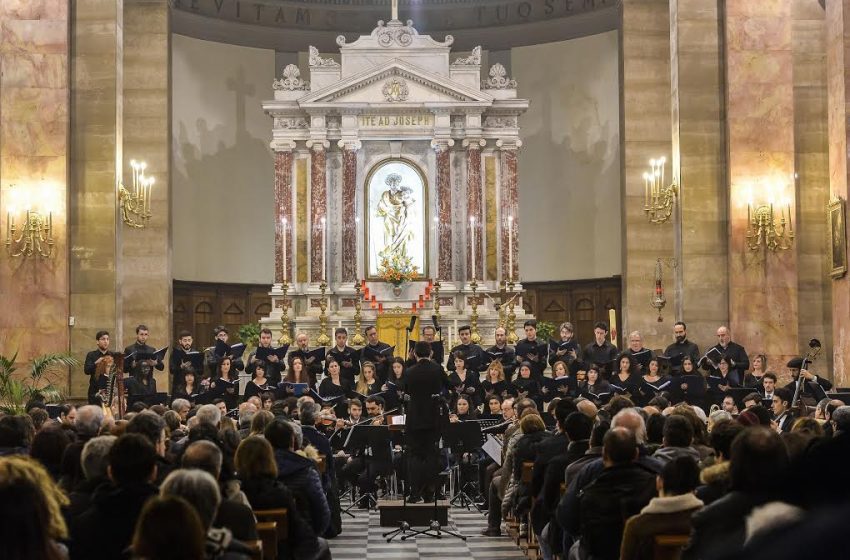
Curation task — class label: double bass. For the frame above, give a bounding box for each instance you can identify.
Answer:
[790,339,821,417]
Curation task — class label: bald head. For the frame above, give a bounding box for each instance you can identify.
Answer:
[603,427,638,466]
[576,399,598,419]
[611,408,647,444]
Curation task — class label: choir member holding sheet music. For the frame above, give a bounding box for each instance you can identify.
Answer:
[609,355,641,400]
[448,351,482,407]
[547,322,581,368]
[663,321,700,375]
[706,356,739,406]
[678,356,707,408]
[512,362,542,408]
[551,360,578,398]
[317,357,351,417]
[362,326,394,382]
[171,368,201,406]
[288,332,326,382]
[354,361,382,399]
[203,326,245,379]
[280,355,312,397]
[243,360,272,400]
[486,326,517,379]
[381,357,407,411]
[625,331,655,374]
[204,355,239,410]
[481,361,510,401]
[247,327,287,385]
[578,365,611,405]
[638,357,672,405]
[515,320,548,381]
[447,325,485,373]
[124,324,166,380]
[582,321,619,377]
[327,328,360,384]
[169,330,199,389]
[407,325,444,366]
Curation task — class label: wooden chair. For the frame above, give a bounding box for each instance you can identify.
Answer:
[245,540,263,560]
[254,508,289,540]
[256,521,277,560]
[653,534,690,560]
[317,454,327,474]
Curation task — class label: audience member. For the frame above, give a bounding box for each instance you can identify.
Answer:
[30,425,71,480]
[695,419,744,505]
[65,435,116,521]
[130,496,205,560]
[653,415,700,465]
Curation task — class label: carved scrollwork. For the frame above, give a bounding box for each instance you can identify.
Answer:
[484,115,518,128]
[374,19,417,47]
[273,64,310,91]
[273,117,309,130]
[484,63,517,89]
[452,46,481,66]
[309,46,339,68]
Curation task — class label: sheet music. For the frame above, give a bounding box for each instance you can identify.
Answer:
[482,434,503,466]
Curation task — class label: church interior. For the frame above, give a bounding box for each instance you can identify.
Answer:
[2,0,850,559]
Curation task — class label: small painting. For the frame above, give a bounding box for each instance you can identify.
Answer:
[828,197,847,279]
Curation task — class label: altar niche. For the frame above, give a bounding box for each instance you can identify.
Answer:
[365,158,429,280]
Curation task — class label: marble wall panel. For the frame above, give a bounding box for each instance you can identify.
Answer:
[484,153,498,280]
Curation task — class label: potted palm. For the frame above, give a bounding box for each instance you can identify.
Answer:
[0,351,78,414]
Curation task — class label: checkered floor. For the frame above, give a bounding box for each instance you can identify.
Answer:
[328,503,525,560]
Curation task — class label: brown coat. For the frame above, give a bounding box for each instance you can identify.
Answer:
[620,493,703,560]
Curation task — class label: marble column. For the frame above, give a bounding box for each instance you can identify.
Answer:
[498,142,519,282]
[120,0,171,386]
[0,0,70,366]
[274,148,294,284]
[433,139,454,280]
[826,0,850,385]
[309,141,329,283]
[725,0,798,370]
[340,140,360,282]
[464,139,485,281]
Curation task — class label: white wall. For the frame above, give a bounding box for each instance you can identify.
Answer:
[171,34,275,284]
[513,31,621,281]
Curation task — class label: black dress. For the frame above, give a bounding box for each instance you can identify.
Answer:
[318,377,353,417]
[243,380,271,401]
[481,379,510,401]
[448,370,482,407]
[382,376,406,412]
[512,376,541,407]
[609,372,642,402]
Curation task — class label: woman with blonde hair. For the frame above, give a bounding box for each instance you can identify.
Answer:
[355,361,380,396]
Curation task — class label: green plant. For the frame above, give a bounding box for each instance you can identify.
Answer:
[0,352,78,414]
[238,323,261,347]
[535,321,557,343]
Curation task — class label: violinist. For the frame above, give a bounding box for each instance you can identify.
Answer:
[340,395,393,508]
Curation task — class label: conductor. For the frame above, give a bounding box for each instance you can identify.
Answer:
[405,341,448,502]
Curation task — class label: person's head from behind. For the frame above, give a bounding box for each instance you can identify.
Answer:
[414,341,432,360]
[80,435,117,481]
[663,415,694,449]
[602,427,638,467]
[182,440,223,480]
[564,412,593,442]
[729,426,789,494]
[0,415,29,449]
[235,436,278,481]
[250,409,275,435]
[658,455,701,497]
[108,433,158,486]
[590,420,611,448]
[126,411,167,457]
[553,398,578,432]
[195,404,222,427]
[29,425,71,475]
[519,413,546,435]
[611,407,648,445]
[264,418,296,451]
[132,495,205,560]
[830,406,850,435]
[160,469,221,530]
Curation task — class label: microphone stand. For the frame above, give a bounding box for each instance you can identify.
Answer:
[383,399,414,542]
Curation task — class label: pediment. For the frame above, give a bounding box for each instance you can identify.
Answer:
[299,59,493,106]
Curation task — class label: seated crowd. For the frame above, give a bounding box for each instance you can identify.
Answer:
[2,319,849,560]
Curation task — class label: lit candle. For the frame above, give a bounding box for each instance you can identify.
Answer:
[469,216,476,281]
[507,215,514,282]
[419,294,425,305]
[371,295,376,303]
[282,217,288,285]
[643,172,649,208]
[747,203,751,228]
[378,303,383,313]
[320,216,327,282]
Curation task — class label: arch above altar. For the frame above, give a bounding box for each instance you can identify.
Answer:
[261,17,532,348]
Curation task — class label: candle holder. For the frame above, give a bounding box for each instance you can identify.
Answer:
[506,280,518,344]
[316,281,332,346]
[432,280,441,324]
[469,279,482,345]
[278,282,293,346]
[643,157,677,225]
[5,183,55,259]
[351,281,366,346]
[118,159,155,229]
[650,258,666,322]
[746,202,794,251]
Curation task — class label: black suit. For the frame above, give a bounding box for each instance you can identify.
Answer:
[83,348,110,404]
[404,358,448,499]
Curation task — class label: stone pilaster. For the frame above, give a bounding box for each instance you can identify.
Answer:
[308,140,329,283]
[274,147,294,284]
[433,138,454,281]
[339,140,361,282]
[464,138,485,281]
[498,140,520,282]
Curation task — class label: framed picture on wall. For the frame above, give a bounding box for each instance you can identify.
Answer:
[828,197,847,279]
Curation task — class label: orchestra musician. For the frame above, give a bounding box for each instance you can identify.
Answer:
[84,330,112,405]
[784,357,833,399]
[339,395,393,508]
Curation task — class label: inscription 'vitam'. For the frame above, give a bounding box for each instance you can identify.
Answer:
[357,114,434,128]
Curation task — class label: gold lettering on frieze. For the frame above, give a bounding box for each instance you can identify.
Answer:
[357,114,434,129]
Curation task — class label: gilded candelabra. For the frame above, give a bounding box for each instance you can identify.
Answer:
[643,157,677,225]
[432,280,441,323]
[316,281,332,346]
[506,280,518,343]
[351,281,366,346]
[278,283,293,345]
[5,183,54,258]
[118,160,154,228]
[469,279,482,344]
[746,202,794,251]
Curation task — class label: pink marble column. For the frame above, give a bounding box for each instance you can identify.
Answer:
[465,139,484,281]
[340,143,359,282]
[725,1,797,370]
[434,140,454,280]
[309,143,328,283]
[827,0,850,385]
[500,146,519,282]
[274,149,294,284]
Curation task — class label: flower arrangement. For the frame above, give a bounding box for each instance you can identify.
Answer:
[377,253,419,286]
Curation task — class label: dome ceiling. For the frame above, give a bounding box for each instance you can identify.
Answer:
[171,0,619,51]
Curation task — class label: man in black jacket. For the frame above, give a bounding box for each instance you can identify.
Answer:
[783,356,833,401]
[563,428,656,560]
[70,434,159,560]
[704,326,749,386]
[83,330,112,404]
[404,341,448,501]
[664,321,700,375]
[123,324,165,380]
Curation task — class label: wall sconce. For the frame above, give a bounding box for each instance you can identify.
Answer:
[4,182,55,258]
[643,157,677,224]
[745,187,794,251]
[118,160,154,228]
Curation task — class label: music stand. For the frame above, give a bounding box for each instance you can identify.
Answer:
[342,423,391,513]
[383,418,419,542]
[443,421,484,512]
